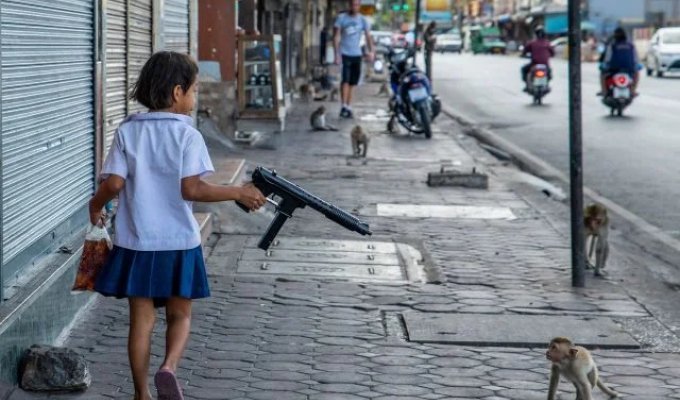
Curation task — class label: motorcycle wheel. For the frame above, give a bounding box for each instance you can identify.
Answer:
[617,107,623,117]
[418,102,433,139]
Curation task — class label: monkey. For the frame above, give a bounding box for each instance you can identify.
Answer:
[546,337,619,400]
[350,125,369,157]
[310,106,338,131]
[377,81,390,97]
[286,77,296,93]
[299,83,315,102]
[329,86,339,102]
[584,203,609,277]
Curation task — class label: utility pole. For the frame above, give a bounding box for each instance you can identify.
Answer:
[568,0,585,288]
[414,0,422,53]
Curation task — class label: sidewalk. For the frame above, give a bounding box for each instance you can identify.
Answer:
[7,83,680,400]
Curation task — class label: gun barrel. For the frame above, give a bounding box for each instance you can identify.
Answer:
[254,167,372,236]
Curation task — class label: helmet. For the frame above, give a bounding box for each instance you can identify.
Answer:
[534,25,546,38]
[613,27,627,41]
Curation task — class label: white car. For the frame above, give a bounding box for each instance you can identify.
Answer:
[646,27,680,77]
[435,30,462,53]
[550,37,568,58]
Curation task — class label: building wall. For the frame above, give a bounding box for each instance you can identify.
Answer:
[647,0,680,24]
[589,0,645,36]
[494,0,516,14]
[198,0,237,81]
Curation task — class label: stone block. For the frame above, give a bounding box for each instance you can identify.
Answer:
[20,345,90,392]
[427,167,489,189]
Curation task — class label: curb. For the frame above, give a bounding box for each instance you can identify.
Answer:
[440,104,680,258]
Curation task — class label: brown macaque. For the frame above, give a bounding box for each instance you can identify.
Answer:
[377,81,390,97]
[329,86,339,102]
[584,203,609,277]
[350,125,369,158]
[546,337,619,400]
[299,83,315,102]
[310,106,338,131]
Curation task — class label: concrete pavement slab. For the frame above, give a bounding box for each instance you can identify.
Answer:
[403,312,640,348]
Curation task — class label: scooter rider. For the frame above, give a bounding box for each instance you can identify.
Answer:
[598,27,639,97]
[521,26,554,91]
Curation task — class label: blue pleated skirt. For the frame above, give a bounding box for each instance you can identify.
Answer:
[94,245,210,308]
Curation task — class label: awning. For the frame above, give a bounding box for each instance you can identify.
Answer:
[545,13,596,34]
[496,14,512,23]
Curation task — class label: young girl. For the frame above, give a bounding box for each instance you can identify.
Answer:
[89,51,266,400]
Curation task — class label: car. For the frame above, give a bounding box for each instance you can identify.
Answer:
[435,29,463,53]
[551,36,568,58]
[646,27,680,77]
[469,26,506,54]
[369,30,393,54]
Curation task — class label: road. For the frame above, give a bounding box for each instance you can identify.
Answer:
[432,53,680,238]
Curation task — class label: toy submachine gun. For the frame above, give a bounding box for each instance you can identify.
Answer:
[237,166,372,250]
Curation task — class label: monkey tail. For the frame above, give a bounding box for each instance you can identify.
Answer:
[327,125,338,131]
[596,379,619,398]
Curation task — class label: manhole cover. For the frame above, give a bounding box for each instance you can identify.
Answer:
[403,312,639,349]
[376,204,517,220]
[237,237,424,282]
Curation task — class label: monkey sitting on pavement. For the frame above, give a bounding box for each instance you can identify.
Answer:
[310,106,338,131]
[584,203,609,277]
[546,337,619,400]
[350,125,369,158]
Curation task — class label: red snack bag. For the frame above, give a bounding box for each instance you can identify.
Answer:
[72,224,113,292]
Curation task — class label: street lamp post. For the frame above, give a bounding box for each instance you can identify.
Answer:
[568,0,585,288]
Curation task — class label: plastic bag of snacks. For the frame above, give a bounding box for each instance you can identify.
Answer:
[72,224,113,292]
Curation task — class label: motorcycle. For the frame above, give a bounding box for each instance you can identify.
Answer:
[602,72,634,116]
[526,64,551,105]
[386,47,440,139]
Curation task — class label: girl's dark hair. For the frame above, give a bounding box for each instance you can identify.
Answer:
[130,51,198,110]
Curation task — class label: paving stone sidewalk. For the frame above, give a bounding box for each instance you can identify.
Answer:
[8,84,680,400]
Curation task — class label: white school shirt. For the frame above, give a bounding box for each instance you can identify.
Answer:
[101,112,215,251]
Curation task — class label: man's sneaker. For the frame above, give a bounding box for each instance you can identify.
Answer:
[339,107,349,118]
[345,108,354,119]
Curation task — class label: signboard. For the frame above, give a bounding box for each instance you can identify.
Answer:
[360,0,376,15]
[421,0,452,23]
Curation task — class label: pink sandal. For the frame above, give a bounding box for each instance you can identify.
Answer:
[154,368,184,400]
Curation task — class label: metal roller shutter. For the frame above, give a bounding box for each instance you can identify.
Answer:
[127,0,152,114]
[105,0,127,151]
[1,0,95,264]
[164,0,190,54]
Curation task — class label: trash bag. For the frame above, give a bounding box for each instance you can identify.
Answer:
[72,224,113,292]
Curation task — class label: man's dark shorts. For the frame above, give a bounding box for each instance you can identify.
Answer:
[341,55,362,85]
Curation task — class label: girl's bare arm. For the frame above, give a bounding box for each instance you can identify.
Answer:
[89,175,125,224]
[181,175,265,210]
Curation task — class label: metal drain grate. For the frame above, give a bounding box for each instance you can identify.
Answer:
[236,237,424,282]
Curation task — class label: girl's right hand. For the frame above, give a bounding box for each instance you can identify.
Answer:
[239,184,266,211]
[88,201,104,226]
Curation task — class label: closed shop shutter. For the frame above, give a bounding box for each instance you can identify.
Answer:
[127,0,152,114]
[105,0,127,151]
[104,0,152,151]
[1,0,95,264]
[164,0,190,54]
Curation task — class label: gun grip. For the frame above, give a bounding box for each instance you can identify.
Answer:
[236,201,251,213]
[258,212,290,250]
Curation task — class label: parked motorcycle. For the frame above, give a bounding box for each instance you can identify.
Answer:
[602,73,634,116]
[386,47,440,139]
[525,64,551,105]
